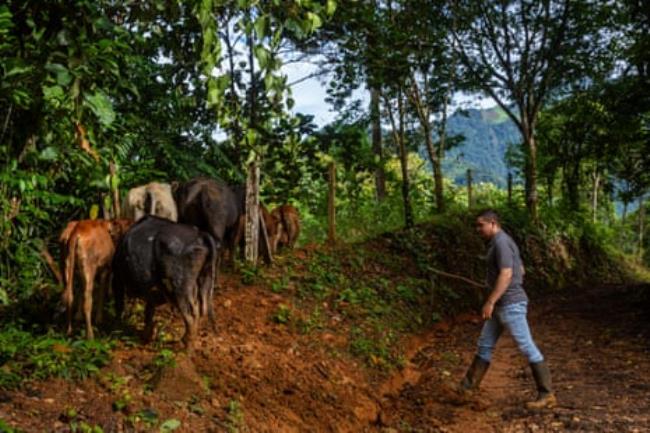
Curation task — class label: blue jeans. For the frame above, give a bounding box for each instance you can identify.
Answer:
[476,301,544,364]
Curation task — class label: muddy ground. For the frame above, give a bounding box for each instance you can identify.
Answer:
[1,274,648,432]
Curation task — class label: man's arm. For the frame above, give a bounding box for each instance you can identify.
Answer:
[482,267,513,319]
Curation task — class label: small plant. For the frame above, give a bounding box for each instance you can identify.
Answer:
[271,304,292,324]
[349,326,401,370]
[69,421,104,433]
[225,399,245,433]
[238,261,260,285]
[159,419,181,433]
[125,409,159,430]
[298,307,324,334]
[153,349,176,369]
[188,395,205,415]
[112,390,132,413]
[0,419,23,433]
[270,274,290,293]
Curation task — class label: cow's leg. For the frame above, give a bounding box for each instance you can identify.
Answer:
[143,291,166,343]
[287,218,299,249]
[175,288,199,349]
[231,215,246,265]
[112,271,125,320]
[82,266,96,340]
[199,265,218,333]
[63,283,74,336]
[94,268,109,325]
[63,239,78,336]
[143,299,157,343]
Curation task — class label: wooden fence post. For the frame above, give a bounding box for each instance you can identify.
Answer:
[638,196,645,260]
[467,168,473,209]
[328,161,336,244]
[245,161,260,264]
[507,172,513,206]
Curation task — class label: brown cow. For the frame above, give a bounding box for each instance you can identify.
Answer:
[271,204,300,251]
[60,219,133,339]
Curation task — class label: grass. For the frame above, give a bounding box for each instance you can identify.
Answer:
[0,325,114,389]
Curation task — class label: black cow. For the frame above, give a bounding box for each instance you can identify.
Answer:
[175,178,245,264]
[112,216,218,348]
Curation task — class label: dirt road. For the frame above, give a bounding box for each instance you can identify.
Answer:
[380,284,650,433]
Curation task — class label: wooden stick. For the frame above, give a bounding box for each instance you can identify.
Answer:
[41,247,62,286]
[429,268,484,288]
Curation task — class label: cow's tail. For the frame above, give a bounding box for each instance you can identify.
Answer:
[59,221,78,286]
[62,231,79,335]
[201,232,219,332]
[184,181,206,208]
[280,207,292,247]
[147,189,157,217]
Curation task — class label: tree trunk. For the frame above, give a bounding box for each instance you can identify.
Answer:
[370,86,386,201]
[225,24,243,165]
[523,127,539,222]
[385,91,413,228]
[327,161,336,243]
[435,87,450,213]
[109,161,121,218]
[397,94,413,228]
[408,79,444,213]
[592,166,600,224]
[638,196,645,260]
[247,9,257,144]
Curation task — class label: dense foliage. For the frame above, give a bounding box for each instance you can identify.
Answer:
[0,0,648,313]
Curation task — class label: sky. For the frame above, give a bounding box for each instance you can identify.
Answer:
[282,59,497,128]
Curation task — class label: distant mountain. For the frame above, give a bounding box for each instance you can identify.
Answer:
[436,106,521,187]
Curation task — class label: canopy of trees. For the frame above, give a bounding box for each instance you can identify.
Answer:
[1,0,649,302]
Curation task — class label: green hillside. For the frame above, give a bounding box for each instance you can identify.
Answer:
[440,106,521,187]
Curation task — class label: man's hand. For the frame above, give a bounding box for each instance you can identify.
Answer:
[482,301,494,320]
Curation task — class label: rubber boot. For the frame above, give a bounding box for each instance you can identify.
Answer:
[459,355,490,392]
[526,360,557,409]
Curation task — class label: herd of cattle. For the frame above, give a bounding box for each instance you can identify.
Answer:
[58,177,300,347]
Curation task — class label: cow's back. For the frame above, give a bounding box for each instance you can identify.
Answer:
[176,178,241,243]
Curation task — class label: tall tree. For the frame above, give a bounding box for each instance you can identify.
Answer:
[452,0,616,221]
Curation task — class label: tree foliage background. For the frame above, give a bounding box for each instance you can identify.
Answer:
[1,0,649,305]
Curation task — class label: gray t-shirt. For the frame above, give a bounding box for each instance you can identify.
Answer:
[486,230,528,307]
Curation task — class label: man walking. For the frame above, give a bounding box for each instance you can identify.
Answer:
[459,209,557,409]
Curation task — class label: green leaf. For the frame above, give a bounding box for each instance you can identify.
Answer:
[4,65,33,78]
[0,287,8,305]
[264,73,275,91]
[39,147,58,161]
[254,15,269,38]
[89,204,100,220]
[84,91,115,127]
[306,12,322,32]
[45,63,72,86]
[42,85,65,103]
[159,419,181,433]
[254,45,270,70]
[326,0,336,16]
